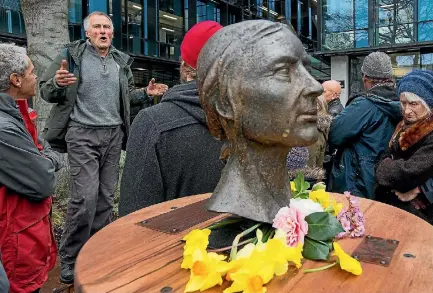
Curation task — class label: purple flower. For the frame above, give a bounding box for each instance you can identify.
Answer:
[336,192,365,239]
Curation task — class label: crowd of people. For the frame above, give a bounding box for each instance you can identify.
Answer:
[0,10,433,293]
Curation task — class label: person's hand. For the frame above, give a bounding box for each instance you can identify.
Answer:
[145,78,168,97]
[410,197,427,210]
[395,187,420,202]
[55,60,77,87]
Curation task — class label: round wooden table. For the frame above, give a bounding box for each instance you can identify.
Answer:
[75,193,433,293]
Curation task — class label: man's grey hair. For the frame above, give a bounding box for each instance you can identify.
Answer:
[402,92,431,113]
[83,11,113,31]
[0,43,28,92]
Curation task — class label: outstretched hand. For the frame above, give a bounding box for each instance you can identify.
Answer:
[146,78,168,97]
[395,187,420,202]
[55,59,77,87]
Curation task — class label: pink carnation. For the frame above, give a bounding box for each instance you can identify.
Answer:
[273,206,308,247]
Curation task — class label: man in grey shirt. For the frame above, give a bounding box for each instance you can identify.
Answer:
[39,11,167,284]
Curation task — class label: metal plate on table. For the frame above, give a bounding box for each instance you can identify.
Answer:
[137,199,220,234]
[351,235,399,267]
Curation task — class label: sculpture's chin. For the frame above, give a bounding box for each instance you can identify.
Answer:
[288,126,319,147]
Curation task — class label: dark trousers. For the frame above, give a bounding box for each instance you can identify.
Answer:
[60,126,123,264]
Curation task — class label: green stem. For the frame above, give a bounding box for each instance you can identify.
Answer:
[303,262,337,274]
[207,238,255,253]
[230,223,262,261]
[207,218,243,230]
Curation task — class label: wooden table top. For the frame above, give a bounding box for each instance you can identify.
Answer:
[75,194,433,293]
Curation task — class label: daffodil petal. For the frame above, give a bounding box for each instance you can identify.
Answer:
[200,273,223,291]
[237,243,256,259]
[274,262,288,276]
[223,281,245,293]
[181,255,193,269]
[185,275,207,293]
[333,242,363,275]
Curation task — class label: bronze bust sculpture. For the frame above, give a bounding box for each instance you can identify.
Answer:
[197,20,323,223]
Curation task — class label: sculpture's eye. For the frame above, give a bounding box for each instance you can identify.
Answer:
[277,67,291,77]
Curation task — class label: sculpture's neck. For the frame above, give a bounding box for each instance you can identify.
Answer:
[236,140,291,204]
[207,138,293,223]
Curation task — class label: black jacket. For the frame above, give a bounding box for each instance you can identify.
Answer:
[0,93,61,200]
[119,81,224,216]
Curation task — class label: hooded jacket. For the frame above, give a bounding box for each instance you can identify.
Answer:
[328,84,402,199]
[119,81,224,216]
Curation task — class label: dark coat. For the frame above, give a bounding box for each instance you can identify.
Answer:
[39,40,145,152]
[376,114,433,223]
[118,81,224,216]
[328,85,402,199]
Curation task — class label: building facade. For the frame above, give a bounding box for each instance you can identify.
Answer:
[316,0,433,104]
[0,0,330,90]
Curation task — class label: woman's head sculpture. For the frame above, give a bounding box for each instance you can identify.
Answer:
[197,20,323,223]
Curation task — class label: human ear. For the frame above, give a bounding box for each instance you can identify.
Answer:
[9,73,22,88]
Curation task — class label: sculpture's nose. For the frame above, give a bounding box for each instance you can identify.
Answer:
[303,72,324,99]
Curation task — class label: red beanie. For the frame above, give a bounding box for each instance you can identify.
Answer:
[180,21,223,70]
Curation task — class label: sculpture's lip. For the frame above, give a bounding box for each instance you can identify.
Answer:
[298,113,317,122]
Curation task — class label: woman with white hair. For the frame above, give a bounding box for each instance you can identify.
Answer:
[376,70,433,223]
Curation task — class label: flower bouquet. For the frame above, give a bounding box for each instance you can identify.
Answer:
[181,172,365,293]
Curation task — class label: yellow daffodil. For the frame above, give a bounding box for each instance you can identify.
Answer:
[331,199,344,217]
[273,230,303,269]
[290,181,296,192]
[224,249,273,293]
[181,229,211,269]
[309,189,331,209]
[185,248,229,292]
[310,190,343,217]
[333,242,363,275]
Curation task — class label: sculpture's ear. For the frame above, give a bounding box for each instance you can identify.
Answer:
[215,89,235,121]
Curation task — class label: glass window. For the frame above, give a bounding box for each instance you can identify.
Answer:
[374,0,414,46]
[323,31,354,50]
[159,5,184,60]
[418,0,433,21]
[419,21,433,41]
[396,0,413,24]
[322,0,353,33]
[0,0,25,36]
[421,53,433,70]
[354,0,368,29]
[395,23,414,43]
[127,0,143,54]
[69,0,83,24]
[196,0,220,22]
[355,29,368,47]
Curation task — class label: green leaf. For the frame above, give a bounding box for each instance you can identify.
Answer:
[293,172,309,199]
[305,212,345,241]
[302,237,330,260]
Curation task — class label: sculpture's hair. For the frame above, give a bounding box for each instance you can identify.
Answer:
[0,43,27,92]
[197,20,288,152]
[84,11,113,31]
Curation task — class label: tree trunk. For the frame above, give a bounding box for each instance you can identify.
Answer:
[21,0,69,130]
